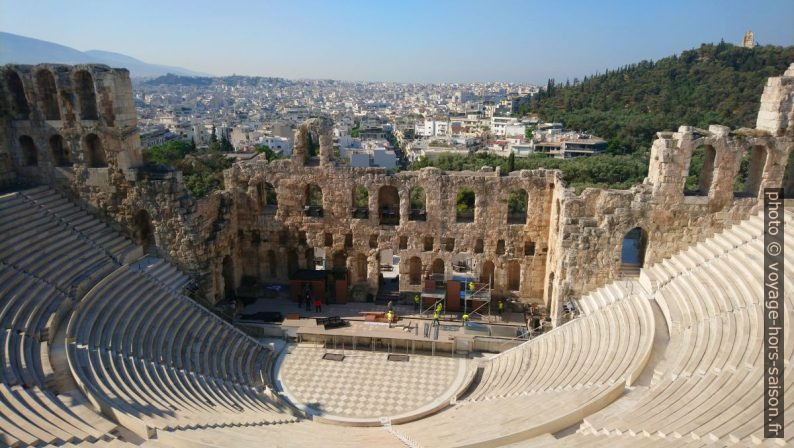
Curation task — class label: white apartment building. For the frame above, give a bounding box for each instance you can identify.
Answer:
[490,116,519,136]
[415,119,450,137]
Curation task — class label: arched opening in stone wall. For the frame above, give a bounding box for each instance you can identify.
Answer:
[222,256,235,299]
[304,183,323,217]
[734,145,768,198]
[409,186,427,221]
[267,250,277,277]
[18,136,38,166]
[256,182,277,212]
[507,260,521,291]
[332,251,347,273]
[49,135,71,167]
[351,185,369,219]
[621,227,648,268]
[287,251,299,276]
[84,134,107,168]
[353,254,368,283]
[507,189,528,224]
[132,209,155,250]
[5,70,30,120]
[408,256,422,285]
[431,258,445,278]
[684,145,716,196]
[480,260,495,286]
[378,185,400,225]
[456,187,475,223]
[73,70,98,120]
[784,149,794,199]
[423,236,434,251]
[35,69,60,120]
[304,247,315,270]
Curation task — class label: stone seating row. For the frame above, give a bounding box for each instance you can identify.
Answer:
[469,289,654,402]
[395,383,624,447]
[0,189,133,297]
[67,344,294,434]
[14,187,140,264]
[68,266,272,387]
[0,263,70,343]
[563,210,794,446]
[130,257,192,295]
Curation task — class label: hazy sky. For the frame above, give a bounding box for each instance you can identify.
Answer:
[1,0,793,83]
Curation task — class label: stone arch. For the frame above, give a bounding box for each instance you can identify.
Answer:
[352,185,369,218]
[378,185,400,225]
[5,70,29,120]
[267,250,277,277]
[132,209,155,250]
[287,251,299,276]
[352,253,368,283]
[431,258,445,277]
[507,188,528,224]
[480,260,495,286]
[734,145,769,198]
[83,134,107,168]
[456,187,475,223]
[507,260,521,291]
[409,186,427,221]
[222,255,235,299]
[621,227,648,268]
[256,181,277,211]
[331,250,347,272]
[49,134,71,167]
[73,69,98,120]
[304,247,315,270]
[408,256,422,285]
[684,145,716,196]
[18,136,37,166]
[35,69,60,120]
[304,183,323,216]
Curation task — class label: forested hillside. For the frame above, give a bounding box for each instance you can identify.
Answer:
[518,42,794,154]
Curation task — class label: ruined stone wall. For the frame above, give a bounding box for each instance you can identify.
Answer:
[227,154,557,302]
[2,62,793,317]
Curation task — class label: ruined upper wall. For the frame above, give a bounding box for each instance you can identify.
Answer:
[756,63,794,136]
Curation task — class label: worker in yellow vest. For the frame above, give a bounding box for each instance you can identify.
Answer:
[498,300,505,319]
[386,309,394,327]
[414,294,420,311]
[462,313,470,327]
[468,281,475,292]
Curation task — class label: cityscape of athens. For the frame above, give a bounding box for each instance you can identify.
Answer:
[0,1,792,447]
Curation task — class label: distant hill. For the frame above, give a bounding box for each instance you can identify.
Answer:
[0,32,209,78]
[519,42,794,154]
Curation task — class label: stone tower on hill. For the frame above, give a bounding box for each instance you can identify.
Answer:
[742,30,755,48]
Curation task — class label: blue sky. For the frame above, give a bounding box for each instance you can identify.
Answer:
[1,0,792,83]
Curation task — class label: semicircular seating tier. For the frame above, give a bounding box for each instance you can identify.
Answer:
[2,186,793,447]
[538,210,794,447]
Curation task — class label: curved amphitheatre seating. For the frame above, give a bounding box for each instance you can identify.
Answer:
[552,210,794,447]
[0,189,140,446]
[2,185,792,447]
[65,265,298,437]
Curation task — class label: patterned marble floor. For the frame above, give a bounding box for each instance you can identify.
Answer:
[277,345,462,419]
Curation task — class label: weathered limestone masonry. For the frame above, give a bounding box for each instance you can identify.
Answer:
[1,62,792,323]
[0,63,237,305]
[546,63,794,323]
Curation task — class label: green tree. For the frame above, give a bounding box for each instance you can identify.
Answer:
[524,128,534,140]
[220,134,234,152]
[508,151,516,172]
